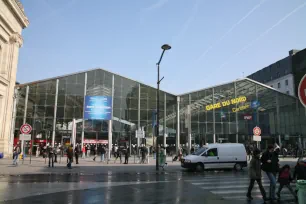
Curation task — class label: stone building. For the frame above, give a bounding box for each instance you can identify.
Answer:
[0,0,29,157]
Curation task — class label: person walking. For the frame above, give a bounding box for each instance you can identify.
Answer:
[82,145,86,159]
[100,145,106,162]
[276,165,297,201]
[54,145,58,163]
[93,146,98,161]
[36,146,40,158]
[48,146,54,168]
[261,144,279,201]
[66,144,73,169]
[74,144,80,164]
[12,144,21,165]
[124,147,129,164]
[141,146,146,164]
[246,149,267,201]
[293,158,306,180]
[114,147,122,164]
[178,146,183,161]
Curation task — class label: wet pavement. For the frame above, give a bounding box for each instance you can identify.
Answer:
[0,170,298,204]
[0,158,300,204]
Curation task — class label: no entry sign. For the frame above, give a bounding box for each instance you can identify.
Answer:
[20,124,32,134]
[253,126,261,136]
[298,74,306,108]
[253,126,261,142]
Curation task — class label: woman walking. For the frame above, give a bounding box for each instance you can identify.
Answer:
[247,149,267,201]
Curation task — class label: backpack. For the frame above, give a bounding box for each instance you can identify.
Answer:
[279,170,290,179]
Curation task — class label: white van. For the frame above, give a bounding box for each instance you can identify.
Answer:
[181,143,247,171]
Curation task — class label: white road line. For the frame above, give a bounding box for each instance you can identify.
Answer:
[210,188,296,195]
[223,194,295,200]
[200,183,296,190]
[190,178,280,185]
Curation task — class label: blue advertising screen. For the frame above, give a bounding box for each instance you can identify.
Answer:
[84,96,112,120]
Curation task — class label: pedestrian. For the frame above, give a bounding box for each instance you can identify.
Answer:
[124,147,129,164]
[261,144,279,201]
[247,148,267,201]
[114,148,122,164]
[54,145,58,163]
[66,144,73,169]
[36,146,40,158]
[86,145,90,157]
[48,146,54,168]
[12,144,21,165]
[294,142,299,158]
[93,146,98,161]
[100,145,106,162]
[141,146,146,164]
[276,164,297,201]
[293,158,306,180]
[82,145,86,159]
[74,144,80,164]
[178,146,183,161]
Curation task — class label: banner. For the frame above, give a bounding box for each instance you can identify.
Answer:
[84,96,112,120]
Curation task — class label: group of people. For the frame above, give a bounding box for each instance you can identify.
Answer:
[247,144,306,202]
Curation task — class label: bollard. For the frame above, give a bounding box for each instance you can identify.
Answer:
[297,180,306,204]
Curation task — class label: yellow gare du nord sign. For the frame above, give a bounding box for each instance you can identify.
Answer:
[205,96,247,111]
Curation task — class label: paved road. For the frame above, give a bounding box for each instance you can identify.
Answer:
[185,170,298,204]
[0,157,301,203]
[0,169,299,204]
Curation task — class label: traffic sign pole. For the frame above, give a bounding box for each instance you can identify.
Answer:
[20,124,32,164]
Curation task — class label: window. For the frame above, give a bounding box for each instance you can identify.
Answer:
[285,79,288,86]
[206,148,218,157]
[286,91,290,95]
[278,82,281,88]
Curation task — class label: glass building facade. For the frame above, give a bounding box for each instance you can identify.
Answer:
[13,69,306,153]
[178,79,306,149]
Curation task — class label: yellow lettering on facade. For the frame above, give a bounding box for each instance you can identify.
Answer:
[205,96,247,111]
[232,104,250,113]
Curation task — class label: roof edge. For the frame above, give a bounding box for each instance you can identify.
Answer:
[16,67,177,96]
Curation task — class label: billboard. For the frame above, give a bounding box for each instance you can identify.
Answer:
[84,96,112,120]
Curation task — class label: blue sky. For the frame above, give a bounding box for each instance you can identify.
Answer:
[18,0,306,94]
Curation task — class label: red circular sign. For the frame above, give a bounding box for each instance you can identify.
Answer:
[20,124,32,134]
[253,126,261,136]
[298,74,306,108]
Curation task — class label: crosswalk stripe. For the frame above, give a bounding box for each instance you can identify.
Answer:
[210,187,296,195]
[223,194,295,200]
[200,183,296,190]
[190,178,282,184]
[192,180,297,185]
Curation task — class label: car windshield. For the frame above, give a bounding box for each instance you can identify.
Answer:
[192,147,207,156]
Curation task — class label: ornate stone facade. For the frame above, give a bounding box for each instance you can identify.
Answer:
[0,0,29,157]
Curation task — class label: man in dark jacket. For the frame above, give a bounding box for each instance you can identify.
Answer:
[293,159,306,180]
[74,144,80,164]
[124,147,129,164]
[247,149,267,201]
[261,145,279,200]
[48,146,54,168]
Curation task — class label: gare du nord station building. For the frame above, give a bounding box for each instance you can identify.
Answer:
[12,68,306,154]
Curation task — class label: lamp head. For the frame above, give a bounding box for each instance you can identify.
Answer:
[161,44,171,50]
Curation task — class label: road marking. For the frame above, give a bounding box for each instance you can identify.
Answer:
[200,183,296,190]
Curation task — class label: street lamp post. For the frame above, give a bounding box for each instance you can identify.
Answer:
[156,44,171,171]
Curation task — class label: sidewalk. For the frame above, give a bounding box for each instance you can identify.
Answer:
[0,155,181,175]
[0,156,301,176]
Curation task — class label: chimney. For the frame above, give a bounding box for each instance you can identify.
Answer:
[289,49,299,56]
